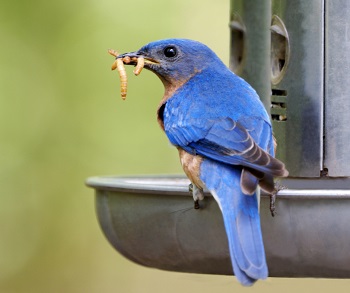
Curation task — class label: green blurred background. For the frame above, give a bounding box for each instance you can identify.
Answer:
[1,0,350,292]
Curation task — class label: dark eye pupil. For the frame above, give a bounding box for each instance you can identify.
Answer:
[164,46,177,58]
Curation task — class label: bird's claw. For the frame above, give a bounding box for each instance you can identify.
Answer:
[269,192,276,217]
[269,181,287,217]
[189,183,204,210]
[194,199,200,209]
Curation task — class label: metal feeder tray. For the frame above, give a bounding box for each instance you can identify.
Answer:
[86,175,350,278]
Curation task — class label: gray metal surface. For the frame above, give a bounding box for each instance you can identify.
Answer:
[87,176,350,278]
[270,0,324,176]
[231,0,324,177]
[324,0,350,176]
[230,0,271,112]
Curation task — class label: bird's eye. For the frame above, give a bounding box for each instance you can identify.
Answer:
[163,46,177,58]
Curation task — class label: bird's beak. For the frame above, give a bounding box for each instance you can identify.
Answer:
[116,51,138,60]
[117,51,159,66]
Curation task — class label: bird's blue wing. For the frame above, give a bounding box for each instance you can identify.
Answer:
[165,115,286,177]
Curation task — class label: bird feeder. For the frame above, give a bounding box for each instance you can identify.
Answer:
[86,0,350,278]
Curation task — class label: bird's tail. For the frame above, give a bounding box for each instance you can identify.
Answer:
[200,159,268,286]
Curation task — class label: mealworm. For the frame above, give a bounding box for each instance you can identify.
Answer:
[122,56,131,64]
[108,49,128,99]
[108,49,119,70]
[108,49,118,57]
[116,58,127,100]
[108,49,145,99]
[133,57,144,76]
[111,60,118,70]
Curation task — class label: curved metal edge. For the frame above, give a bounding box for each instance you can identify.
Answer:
[86,175,350,199]
[272,188,350,199]
[86,175,192,196]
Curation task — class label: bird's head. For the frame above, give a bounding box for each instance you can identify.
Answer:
[118,39,223,88]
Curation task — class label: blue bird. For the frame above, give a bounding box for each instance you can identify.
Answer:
[117,39,288,286]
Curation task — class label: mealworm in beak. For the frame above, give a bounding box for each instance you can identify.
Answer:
[108,49,145,100]
[133,57,144,76]
[116,58,127,100]
[108,49,119,57]
[122,56,131,64]
[108,49,127,100]
[109,49,119,70]
[111,60,118,70]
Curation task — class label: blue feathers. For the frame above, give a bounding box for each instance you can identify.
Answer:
[200,159,268,286]
[125,38,288,286]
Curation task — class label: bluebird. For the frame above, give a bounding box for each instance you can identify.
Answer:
[117,39,288,286]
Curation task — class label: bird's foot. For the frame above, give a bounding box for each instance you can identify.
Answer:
[189,183,204,210]
[269,181,287,217]
[194,199,200,209]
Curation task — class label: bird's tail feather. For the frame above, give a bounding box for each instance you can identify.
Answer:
[200,160,268,286]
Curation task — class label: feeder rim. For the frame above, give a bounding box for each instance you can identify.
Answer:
[86,175,350,199]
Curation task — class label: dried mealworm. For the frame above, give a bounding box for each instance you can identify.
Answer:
[116,58,127,100]
[111,60,118,70]
[108,49,128,99]
[122,56,131,64]
[133,57,144,76]
[109,49,119,70]
[108,49,119,57]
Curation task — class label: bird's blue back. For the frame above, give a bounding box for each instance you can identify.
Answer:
[163,65,275,159]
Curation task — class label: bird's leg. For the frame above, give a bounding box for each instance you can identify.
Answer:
[269,191,276,217]
[269,181,286,217]
[189,183,204,209]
